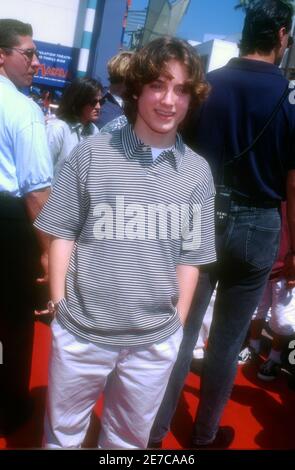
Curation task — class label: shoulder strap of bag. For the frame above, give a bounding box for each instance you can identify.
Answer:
[225,84,289,167]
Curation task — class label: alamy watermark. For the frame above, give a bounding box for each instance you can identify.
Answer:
[288,80,295,104]
[288,339,295,366]
[92,196,202,250]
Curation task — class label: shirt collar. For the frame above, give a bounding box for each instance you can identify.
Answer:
[121,124,185,171]
[69,122,82,131]
[0,75,18,90]
[112,94,124,107]
[68,121,88,130]
[226,57,284,77]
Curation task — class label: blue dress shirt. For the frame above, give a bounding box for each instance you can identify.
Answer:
[0,75,52,197]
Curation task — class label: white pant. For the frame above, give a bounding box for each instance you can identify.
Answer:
[44,319,183,449]
[254,279,295,335]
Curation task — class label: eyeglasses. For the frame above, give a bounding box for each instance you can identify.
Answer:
[288,36,294,48]
[0,46,39,60]
[11,47,40,60]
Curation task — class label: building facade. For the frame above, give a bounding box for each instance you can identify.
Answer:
[195,38,239,73]
[0,0,129,90]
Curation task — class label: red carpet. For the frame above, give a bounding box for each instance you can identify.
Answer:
[1,320,295,450]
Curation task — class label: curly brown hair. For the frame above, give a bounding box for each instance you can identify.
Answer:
[124,36,210,125]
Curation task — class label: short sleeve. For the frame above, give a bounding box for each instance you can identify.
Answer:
[179,165,216,266]
[34,147,88,240]
[15,103,53,195]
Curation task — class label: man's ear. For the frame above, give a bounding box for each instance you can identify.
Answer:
[278,26,287,46]
[0,48,6,66]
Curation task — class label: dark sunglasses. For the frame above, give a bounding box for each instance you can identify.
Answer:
[288,36,294,48]
[0,46,39,60]
[89,98,100,107]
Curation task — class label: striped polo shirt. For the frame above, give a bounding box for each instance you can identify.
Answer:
[35,124,216,346]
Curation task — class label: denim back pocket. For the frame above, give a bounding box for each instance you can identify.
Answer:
[245,210,281,270]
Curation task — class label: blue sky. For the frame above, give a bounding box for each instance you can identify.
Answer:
[131,0,246,42]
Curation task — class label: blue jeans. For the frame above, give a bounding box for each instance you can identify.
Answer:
[150,203,281,444]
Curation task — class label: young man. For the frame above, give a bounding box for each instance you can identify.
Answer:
[150,0,295,449]
[35,37,216,449]
[0,19,52,435]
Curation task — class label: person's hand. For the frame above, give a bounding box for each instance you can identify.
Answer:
[283,253,295,289]
[34,300,59,319]
[34,307,52,318]
[36,251,49,284]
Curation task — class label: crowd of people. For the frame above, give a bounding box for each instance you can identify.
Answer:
[0,0,295,450]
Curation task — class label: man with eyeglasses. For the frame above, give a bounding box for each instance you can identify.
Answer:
[0,19,52,435]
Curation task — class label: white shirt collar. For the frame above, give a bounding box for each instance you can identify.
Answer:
[0,74,17,90]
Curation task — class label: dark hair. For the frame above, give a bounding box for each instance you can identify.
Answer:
[57,78,103,123]
[124,36,210,125]
[240,0,293,55]
[0,19,33,50]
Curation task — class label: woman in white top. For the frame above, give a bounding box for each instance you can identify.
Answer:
[47,77,103,180]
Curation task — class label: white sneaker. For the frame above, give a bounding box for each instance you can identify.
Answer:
[238,346,258,365]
